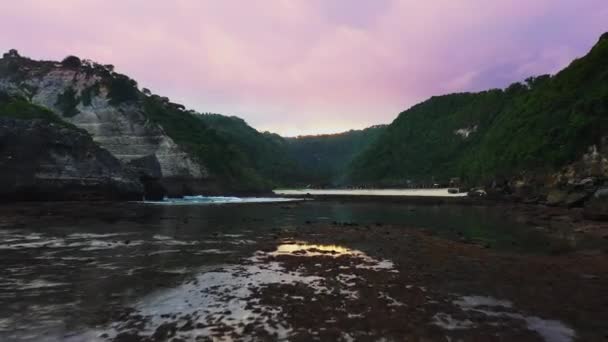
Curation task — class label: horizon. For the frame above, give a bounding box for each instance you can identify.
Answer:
[1,0,606,136]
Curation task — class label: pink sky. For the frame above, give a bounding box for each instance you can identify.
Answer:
[1,0,607,136]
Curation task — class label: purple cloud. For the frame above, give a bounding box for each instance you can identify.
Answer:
[1,0,606,135]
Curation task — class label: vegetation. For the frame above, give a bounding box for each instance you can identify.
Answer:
[80,84,100,106]
[197,114,300,185]
[141,96,274,192]
[55,87,79,117]
[349,33,608,186]
[107,74,139,105]
[61,55,82,68]
[3,33,607,192]
[285,126,386,186]
[0,91,79,130]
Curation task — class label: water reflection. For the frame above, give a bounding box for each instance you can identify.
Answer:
[273,243,355,257]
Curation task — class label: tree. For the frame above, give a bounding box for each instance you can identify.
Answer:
[3,49,20,58]
[107,74,139,104]
[55,87,79,117]
[525,75,551,90]
[142,88,152,96]
[61,55,82,68]
[505,82,527,95]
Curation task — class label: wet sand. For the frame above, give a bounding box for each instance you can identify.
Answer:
[0,201,607,341]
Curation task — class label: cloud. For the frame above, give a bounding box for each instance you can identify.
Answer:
[1,0,606,135]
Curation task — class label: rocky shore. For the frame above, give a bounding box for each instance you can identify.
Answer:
[476,138,608,222]
[0,200,606,341]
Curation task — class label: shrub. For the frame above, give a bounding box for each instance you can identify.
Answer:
[61,55,82,68]
[81,84,100,106]
[107,74,139,105]
[3,49,20,58]
[55,87,79,117]
[0,91,79,129]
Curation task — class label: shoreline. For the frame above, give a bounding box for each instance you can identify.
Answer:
[279,194,608,240]
[1,195,607,243]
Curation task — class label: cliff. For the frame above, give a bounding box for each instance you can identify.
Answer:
[0,53,207,193]
[0,116,143,201]
[0,51,271,197]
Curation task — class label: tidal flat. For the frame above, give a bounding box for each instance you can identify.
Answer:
[0,200,606,341]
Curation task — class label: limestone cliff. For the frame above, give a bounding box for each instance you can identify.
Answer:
[0,117,143,201]
[0,52,207,196]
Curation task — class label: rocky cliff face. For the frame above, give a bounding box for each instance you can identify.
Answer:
[479,137,608,223]
[0,117,143,201]
[0,54,207,197]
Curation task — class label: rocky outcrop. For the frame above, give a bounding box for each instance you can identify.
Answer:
[479,139,608,219]
[0,55,207,198]
[0,118,143,201]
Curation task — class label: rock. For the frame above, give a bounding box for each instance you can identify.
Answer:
[584,187,608,220]
[152,322,177,340]
[0,118,143,201]
[564,191,591,207]
[113,332,143,342]
[594,188,608,199]
[570,177,596,189]
[140,176,167,201]
[467,188,487,198]
[546,190,568,206]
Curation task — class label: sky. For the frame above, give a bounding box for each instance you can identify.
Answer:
[1,1,607,136]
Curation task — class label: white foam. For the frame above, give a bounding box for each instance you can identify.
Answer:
[152,235,196,246]
[20,279,68,290]
[143,196,302,205]
[67,233,134,239]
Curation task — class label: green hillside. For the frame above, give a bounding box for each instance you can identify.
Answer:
[349,33,608,186]
[0,91,80,130]
[285,126,386,186]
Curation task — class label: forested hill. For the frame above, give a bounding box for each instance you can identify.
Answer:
[348,32,608,186]
[284,126,386,186]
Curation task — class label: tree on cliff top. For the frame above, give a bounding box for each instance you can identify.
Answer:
[61,56,82,68]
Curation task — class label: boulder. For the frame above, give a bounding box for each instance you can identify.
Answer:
[564,191,591,208]
[546,190,568,206]
[0,118,143,201]
[467,188,487,198]
[584,188,608,220]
